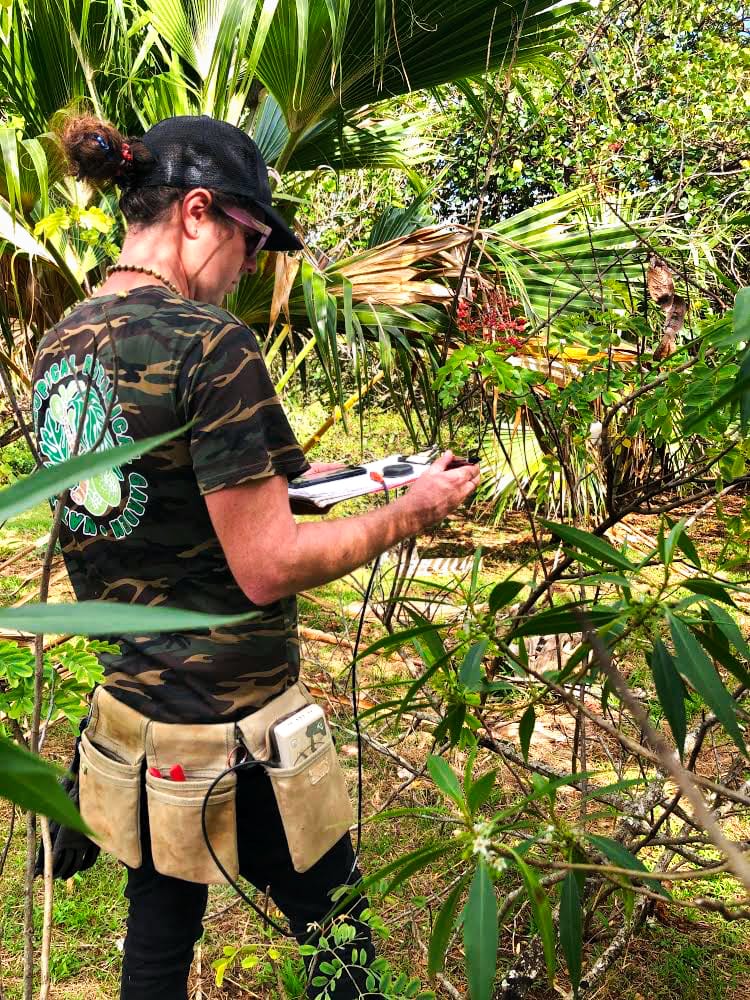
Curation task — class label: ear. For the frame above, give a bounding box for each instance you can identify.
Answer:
[180,188,213,237]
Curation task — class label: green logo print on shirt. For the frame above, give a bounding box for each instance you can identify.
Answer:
[33,353,149,539]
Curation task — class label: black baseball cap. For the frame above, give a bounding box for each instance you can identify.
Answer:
[139,116,302,252]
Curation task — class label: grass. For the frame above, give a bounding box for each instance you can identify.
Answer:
[2,502,52,543]
[599,914,750,1000]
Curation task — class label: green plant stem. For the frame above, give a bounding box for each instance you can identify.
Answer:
[273,130,303,180]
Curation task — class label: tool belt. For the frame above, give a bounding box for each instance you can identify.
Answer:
[78,684,353,884]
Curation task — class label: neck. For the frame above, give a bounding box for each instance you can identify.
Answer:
[94,229,189,299]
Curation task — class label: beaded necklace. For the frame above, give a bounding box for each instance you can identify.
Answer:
[107,264,182,297]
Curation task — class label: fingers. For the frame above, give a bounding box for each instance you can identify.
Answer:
[303,461,347,477]
[427,450,454,473]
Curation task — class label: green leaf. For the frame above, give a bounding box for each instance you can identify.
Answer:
[488,580,525,616]
[664,516,701,568]
[587,834,669,898]
[467,770,497,814]
[541,521,636,572]
[0,426,186,525]
[0,735,90,832]
[0,602,260,636]
[427,877,468,976]
[694,629,750,689]
[512,603,619,638]
[519,705,536,762]
[667,612,745,755]
[356,623,448,660]
[649,639,687,758]
[735,287,750,342]
[405,610,448,667]
[427,755,465,809]
[510,850,556,982]
[382,843,455,897]
[705,602,750,662]
[463,862,498,1000]
[459,640,488,691]
[682,579,736,608]
[559,872,582,997]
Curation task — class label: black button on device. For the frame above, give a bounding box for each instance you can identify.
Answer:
[382,463,414,477]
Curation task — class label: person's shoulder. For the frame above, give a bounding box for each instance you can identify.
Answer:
[189,301,256,336]
[180,302,261,356]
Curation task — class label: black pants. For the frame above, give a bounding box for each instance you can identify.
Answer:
[121,763,377,999]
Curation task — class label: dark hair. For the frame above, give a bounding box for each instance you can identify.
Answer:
[60,115,254,228]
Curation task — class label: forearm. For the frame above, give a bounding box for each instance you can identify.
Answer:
[276,497,422,600]
[207,455,480,606]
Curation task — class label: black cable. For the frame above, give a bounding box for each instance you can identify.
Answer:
[200,757,295,937]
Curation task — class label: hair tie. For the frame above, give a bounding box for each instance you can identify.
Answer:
[93,134,111,154]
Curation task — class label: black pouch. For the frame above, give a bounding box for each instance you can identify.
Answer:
[34,724,101,881]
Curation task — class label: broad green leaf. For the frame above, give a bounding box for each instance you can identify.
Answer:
[682,579,736,608]
[427,755,464,809]
[488,579,525,616]
[382,843,455,897]
[428,877,468,977]
[705,602,750,662]
[693,630,750,690]
[512,604,619,638]
[667,612,745,754]
[0,602,260,636]
[559,872,582,997]
[356,623,448,660]
[511,850,556,981]
[735,287,750,341]
[394,656,450,725]
[0,427,186,525]
[406,610,448,667]
[0,735,90,832]
[459,640,488,691]
[463,862,498,1000]
[519,705,536,762]
[587,834,669,898]
[649,639,687,758]
[467,770,497,814]
[541,520,636,572]
[664,516,701,568]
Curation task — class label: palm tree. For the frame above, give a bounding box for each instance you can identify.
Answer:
[0,0,660,434]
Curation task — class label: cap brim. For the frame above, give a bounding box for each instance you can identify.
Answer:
[255,202,303,252]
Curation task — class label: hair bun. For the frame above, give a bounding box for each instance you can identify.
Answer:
[59,115,152,188]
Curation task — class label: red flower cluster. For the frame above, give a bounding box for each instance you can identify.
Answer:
[456,287,528,350]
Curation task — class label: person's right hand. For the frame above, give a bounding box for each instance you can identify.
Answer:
[402,450,480,529]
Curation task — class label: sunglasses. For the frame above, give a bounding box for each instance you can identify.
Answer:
[219,205,272,259]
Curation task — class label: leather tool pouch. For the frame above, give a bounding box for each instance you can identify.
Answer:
[79,682,352,883]
[236,683,354,874]
[145,718,237,884]
[78,687,146,869]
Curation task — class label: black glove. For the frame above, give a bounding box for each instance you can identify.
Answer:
[34,727,100,881]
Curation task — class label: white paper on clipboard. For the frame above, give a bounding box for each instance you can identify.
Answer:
[288,453,430,510]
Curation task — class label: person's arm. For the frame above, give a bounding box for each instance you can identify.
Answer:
[205,451,480,606]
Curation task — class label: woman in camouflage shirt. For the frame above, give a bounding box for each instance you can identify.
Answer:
[33,114,480,1000]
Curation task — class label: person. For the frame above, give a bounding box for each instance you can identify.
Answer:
[31,114,480,1000]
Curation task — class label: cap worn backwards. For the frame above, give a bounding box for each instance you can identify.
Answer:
[139,116,301,252]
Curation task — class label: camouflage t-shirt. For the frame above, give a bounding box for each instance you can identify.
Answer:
[31,286,309,723]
